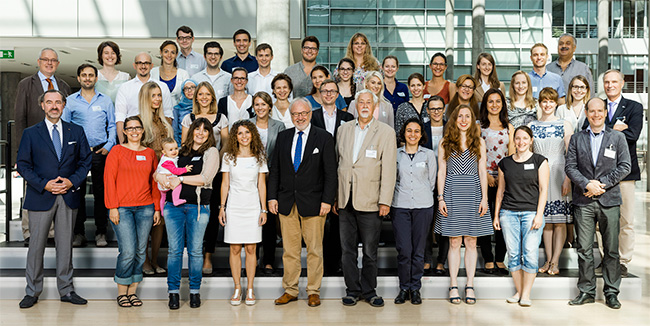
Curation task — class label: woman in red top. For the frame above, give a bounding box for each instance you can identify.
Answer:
[104,116,161,308]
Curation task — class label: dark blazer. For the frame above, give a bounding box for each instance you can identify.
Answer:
[16,120,92,211]
[604,97,643,181]
[310,108,354,139]
[565,127,631,207]
[14,73,71,142]
[248,116,286,168]
[268,125,337,217]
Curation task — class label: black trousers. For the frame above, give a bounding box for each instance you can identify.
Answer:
[393,207,434,290]
[478,185,506,264]
[203,172,222,254]
[259,212,278,267]
[74,151,108,236]
[323,212,342,274]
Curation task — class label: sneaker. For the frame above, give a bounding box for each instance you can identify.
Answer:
[95,234,108,247]
[72,234,87,247]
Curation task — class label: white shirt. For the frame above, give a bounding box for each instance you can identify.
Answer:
[607,94,622,118]
[257,126,268,147]
[190,69,232,101]
[291,124,311,162]
[227,95,253,129]
[38,71,59,92]
[150,67,191,107]
[114,76,173,122]
[353,119,373,163]
[44,118,63,148]
[272,104,294,129]
[322,107,337,136]
[480,79,490,92]
[248,69,279,97]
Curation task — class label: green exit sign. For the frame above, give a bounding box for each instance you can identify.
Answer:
[0,50,15,59]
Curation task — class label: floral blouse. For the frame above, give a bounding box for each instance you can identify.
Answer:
[481,126,509,176]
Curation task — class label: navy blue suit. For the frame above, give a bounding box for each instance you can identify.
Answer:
[17,120,91,211]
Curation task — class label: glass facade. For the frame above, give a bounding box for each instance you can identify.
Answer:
[552,0,648,38]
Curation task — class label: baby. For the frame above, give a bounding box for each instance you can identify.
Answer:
[157,138,192,209]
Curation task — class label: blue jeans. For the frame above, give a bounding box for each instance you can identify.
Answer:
[164,203,210,294]
[111,204,154,285]
[500,209,545,274]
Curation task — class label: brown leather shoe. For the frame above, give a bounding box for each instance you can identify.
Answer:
[274,293,297,305]
[308,294,321,307]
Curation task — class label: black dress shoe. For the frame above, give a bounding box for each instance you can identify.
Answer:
[605,294,621,309]
[60,292,87,305]
[394,289,410,304]
[568,292,595,305]
[168,293,180,310]
[263,267,274,275]
[19,295,38,308]
[189,293,201,308]
[434,268,447,276]
[24,237,30,247]
[410,290,422,305]
[620,264,629,277]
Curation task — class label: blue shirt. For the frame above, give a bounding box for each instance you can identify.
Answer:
[62,91,116,151]
[221,54,259,74]
[392,146,437,209]
[384,81,410,113]
[176,50,206,77]
[38,71,59,91]
[587,126,605,167]
[528,70,566,99]
[305,94,347,111]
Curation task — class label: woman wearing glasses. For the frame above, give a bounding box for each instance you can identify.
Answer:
[447,75,480,119]
[217,67,254,128]
[555,75,591,133]
[424,53,456,104]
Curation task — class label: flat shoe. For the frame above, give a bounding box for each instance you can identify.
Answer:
[519,299,532,307]
[202,267,213,275]
[143,268,154,275]
[154,266,166,274]
[117,295,131,308]
[506,296,520,304]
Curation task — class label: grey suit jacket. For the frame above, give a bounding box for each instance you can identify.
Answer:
[565,127,631,207]
[249,117,286,168]
[14,73,71,143]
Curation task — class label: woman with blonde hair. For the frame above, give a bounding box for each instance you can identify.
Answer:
[474,53,506,101]
[344,33,380,89]
[349,70,394,127]
[435,104,492,304]
[508,71,538,128]
[446,75,480,119]
[556,75,591,133]
[138,81,173,276]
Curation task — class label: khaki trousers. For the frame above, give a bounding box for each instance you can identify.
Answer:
[279,204,326,296]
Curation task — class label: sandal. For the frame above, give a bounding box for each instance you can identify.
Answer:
[230,288,242,306]
[548,262,559,276]
[127,294,143,307]
[245,289,255,306]
[117,294,131,308]
[539,261,550,273]
[448,286,461,304]
[464,286,476,305]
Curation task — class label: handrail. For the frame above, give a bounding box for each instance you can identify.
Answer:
[4,121,14,242]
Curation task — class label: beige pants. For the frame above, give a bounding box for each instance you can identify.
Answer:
[279,204,326,296]
[596,180,635,266]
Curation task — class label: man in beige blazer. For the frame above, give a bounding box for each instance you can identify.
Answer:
[335,89,397,307]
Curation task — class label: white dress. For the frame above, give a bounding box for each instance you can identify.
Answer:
[222,156,268,244]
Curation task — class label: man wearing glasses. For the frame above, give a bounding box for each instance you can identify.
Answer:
[115,52,173,143]
[190,41,232,100]
[176,25,206,77]
[284,36,320,98]
[15,48,72,245]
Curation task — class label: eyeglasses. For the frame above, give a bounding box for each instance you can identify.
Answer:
[290,111,310,118]
[183,86,197,91]
[571,85,587,91]
[232,77,248,82]
[206,52,221,57]
[428,107,445,112]
[430,63,446,67]
[459,84,475,90]
[135,61,152,66]
[124,126,144,132]
[302,46,318,52]
[177,36,192,41]
[39,58,59,64]
[321,89,338,94]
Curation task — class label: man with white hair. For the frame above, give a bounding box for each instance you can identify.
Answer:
[547,33,594,94]
[335,89,397,307]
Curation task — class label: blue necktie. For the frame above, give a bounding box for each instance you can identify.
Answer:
[293,131,303,172]
[608,102,616,121]
[52,124,62,161]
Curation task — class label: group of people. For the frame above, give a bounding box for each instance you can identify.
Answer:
[14,26,642,312]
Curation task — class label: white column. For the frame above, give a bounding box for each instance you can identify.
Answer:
[257,0,290,71]
[597,0,609,95]
[471,0,485,75]
[445,0,455,80]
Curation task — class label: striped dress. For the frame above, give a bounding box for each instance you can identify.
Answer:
[435,149,494,237]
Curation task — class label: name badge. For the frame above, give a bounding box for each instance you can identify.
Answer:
[604,149,616,158]
[615,119,626,126]
[416,162,426,168]
[423,94,431,99]
[192,156,201,161]
[532,86,538,93]
[190,64,199,69]
[91,105,102,112]
[397,92,405,97]
[524,163,534,170]
[365,149,377,159]
[136,155,146,161]
[546,127,556,133]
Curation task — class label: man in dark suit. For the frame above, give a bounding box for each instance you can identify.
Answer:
[16,90,92,308]
[15,48,72,243]
[310,79,353,275]
[565,98,630,309]
[268,98,337,307]
[602,69,643,277]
